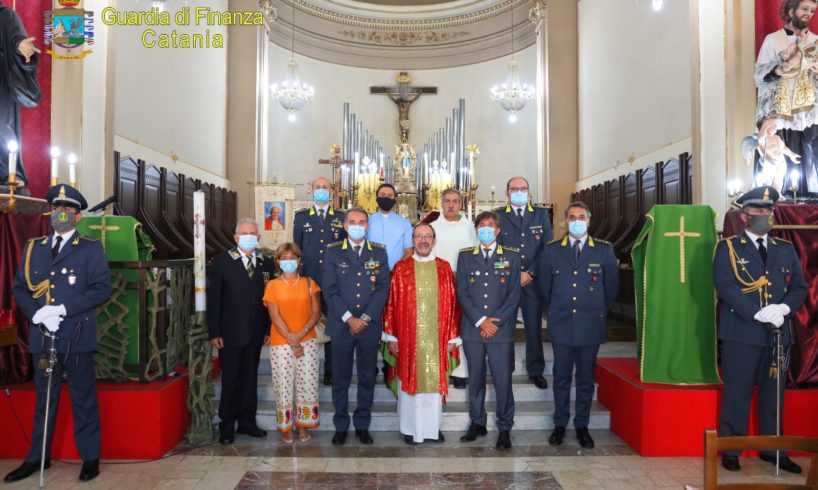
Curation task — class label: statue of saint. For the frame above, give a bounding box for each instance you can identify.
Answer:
[0,0,41,187]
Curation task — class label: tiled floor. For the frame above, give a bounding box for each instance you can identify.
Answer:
[1,430,811,489]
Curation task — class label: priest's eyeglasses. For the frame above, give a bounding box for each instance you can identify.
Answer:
[414,234,435,241]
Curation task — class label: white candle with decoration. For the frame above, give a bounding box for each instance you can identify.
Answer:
[50,147,61,186]
[193,190,206,312]
[67,152,78,187]
[7,140,18,182]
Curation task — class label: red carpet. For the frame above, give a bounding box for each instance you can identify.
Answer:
[596,358,818,456]
[0,373,190,459]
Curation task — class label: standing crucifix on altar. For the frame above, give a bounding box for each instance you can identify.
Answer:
[371,72,437,143]
[318,144,353,209]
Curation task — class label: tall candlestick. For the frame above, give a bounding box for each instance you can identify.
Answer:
[7,140,18,180]
[50,146,61,186]
[67,153,78,187]
[193,190,207,312]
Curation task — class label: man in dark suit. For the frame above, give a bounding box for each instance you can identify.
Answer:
[539,201,619,449]
[293,176,346,385]
[321,207,389,446]
[6,185,111,483]
[714,186,807,473]
[496,176,553,389]
[207,218,275,444]
[456,211,521,450]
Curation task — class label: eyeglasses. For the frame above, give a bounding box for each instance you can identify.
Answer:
[414,234,435,240]
[566,215,589,221]
[508,187,529,193]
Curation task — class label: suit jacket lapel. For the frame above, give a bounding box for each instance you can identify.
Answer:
[739,234,765,271]
[52,235,77,266]
[504,208,521,232]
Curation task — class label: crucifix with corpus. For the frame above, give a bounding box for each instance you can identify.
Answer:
[318,144,354,208]
[370,72,437,144]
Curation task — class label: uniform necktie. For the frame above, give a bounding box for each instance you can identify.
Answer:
[354,245,361,259]
[52,236,63,260]
[573,240,581,265]
[516,208,523,221]
[245,254,255,278]
[484,248,491,264]
[757,238,767,264]
[319,208,325,223]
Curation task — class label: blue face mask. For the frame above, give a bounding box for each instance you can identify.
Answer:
[279,259,298,274]
[568,220,588,238]
[347,225,366,241]
[238,234,258,251]
[313,188,330,204]
[510,191,529,206]
[477,226,496,244]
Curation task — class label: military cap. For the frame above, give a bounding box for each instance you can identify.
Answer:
[734,186,779,209]
[45,184,88,210]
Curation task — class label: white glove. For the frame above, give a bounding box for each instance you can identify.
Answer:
[768,303,791,317]
[754,307,774,323]
[767,313,785,328]
[32,304,67,324]
[41,315,63,333]
[754,307,785,328]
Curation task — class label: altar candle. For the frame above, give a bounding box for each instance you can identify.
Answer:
[7,140,18,179]
[193,190,207,312]
[50,147,61,185]
[467,200,473,222]
[67,153,78,186]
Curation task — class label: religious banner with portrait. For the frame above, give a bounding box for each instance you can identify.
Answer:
[254,184,295,252]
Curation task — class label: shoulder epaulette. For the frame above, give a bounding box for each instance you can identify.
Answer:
[327,241,343,248]
[29,236,47,243]
[771,236,792,244]
[79,235,99,241]
[594,238,611,245]
[717,235,737,243]
[503,246,520,253]
[369,241,386,249]
[546,238,561,245]
[459,246,476,253]
[492,206,505,213]
[295,207,309,214]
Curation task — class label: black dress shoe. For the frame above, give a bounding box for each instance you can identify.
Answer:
[576,427,595,449]
[548,426,566,446]
[79,459,100,481]
[460,423,488,442]
[404,435,419,445]
[219,430,235,445]
[355,429,374,444]
[721,455,741,472]
[759,453,802,474]
[237,426,268,438]
[451,376,467,389]
[529,375,548,389]
[4,461,49,483]
[331,431,347,445]
[323,373,332,386]
[496,430,512,450]
[435,431,445,443]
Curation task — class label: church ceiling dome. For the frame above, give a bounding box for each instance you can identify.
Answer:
[265,0,537,69]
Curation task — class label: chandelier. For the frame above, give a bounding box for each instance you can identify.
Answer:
[490,3,535,123]
[271,2,314,122]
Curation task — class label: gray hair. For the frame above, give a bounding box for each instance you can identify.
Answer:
[345,207,369,222]
[564,201,592,218]
[440,188,462,202]
[413,222,436,238]
[235,217,259,234]
[506,176,530,191]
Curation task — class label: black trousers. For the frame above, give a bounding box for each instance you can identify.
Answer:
[26,351,100,462]
[218,342,263,432]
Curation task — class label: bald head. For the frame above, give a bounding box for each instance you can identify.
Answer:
[312,177,331,189]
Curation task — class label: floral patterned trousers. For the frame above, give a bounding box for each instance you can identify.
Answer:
[269,339,320,432]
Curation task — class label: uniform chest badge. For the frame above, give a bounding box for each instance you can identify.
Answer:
[736,257,749,266]
[61,268,67,274]
[474,271,480,276]
[469,276,476,284]
[68,271,77,285]
[364,259,380,270]
[370,275,377,283]
[500,277,506,284]
[494,260,510,270]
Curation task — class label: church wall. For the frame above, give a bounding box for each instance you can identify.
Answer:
[112,0,229,185]
[265,42,539,204]
[577,0,692,189]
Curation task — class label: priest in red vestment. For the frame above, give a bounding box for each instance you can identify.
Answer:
[382,223,460,445]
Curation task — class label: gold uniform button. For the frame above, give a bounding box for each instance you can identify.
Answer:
[521,233,525,237]
[357,283,361,287]
[572,309,577,314]
[50,285,55,289]
[521,243,525,248]
[484,294,488,298]
[573,283,577,288]
[358,272,362,276]
[573,271,578,276]
[572,296,576,301]
[768,282,772,286]
[356,293,361,298]
[50,272,55,276]
[319,260,323,264]
[484,305,488,309]
[320,239,324,243]
[522,255,526,259]
[767,294,773,298]
[484,282,488,287]
[50,298,56,303]
[356,304,361,308]
[320,249,324,254]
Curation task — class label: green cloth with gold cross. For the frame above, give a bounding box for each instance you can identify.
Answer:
[631,205,721,384]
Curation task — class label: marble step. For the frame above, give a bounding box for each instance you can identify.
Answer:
[252,400,611,432]
[213,375,596,403]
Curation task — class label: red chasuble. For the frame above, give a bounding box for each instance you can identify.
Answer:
[382,257,460,396]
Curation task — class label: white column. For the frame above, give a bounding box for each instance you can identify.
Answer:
[531,0,550,205]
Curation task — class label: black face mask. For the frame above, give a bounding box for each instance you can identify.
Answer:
[377,197,396,212]
[747,213,773,235]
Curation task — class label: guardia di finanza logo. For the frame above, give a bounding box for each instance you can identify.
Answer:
[44,0,94,60]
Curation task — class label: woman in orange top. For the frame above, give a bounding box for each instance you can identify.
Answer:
[263,242,322,443]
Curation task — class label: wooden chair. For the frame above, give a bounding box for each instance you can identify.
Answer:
[700,429,818,489]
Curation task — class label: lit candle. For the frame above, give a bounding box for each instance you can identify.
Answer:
[467,201,473,222]
[50,146,61,186]
[67,153,78,186]
[7,140,18,180]
[193,190,207,312]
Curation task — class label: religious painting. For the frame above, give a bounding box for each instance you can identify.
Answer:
[263,201,286,231]
[254,184,295,252]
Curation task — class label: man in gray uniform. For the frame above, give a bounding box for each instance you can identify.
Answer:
[456,211,521,450]
[539,201,618,449]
